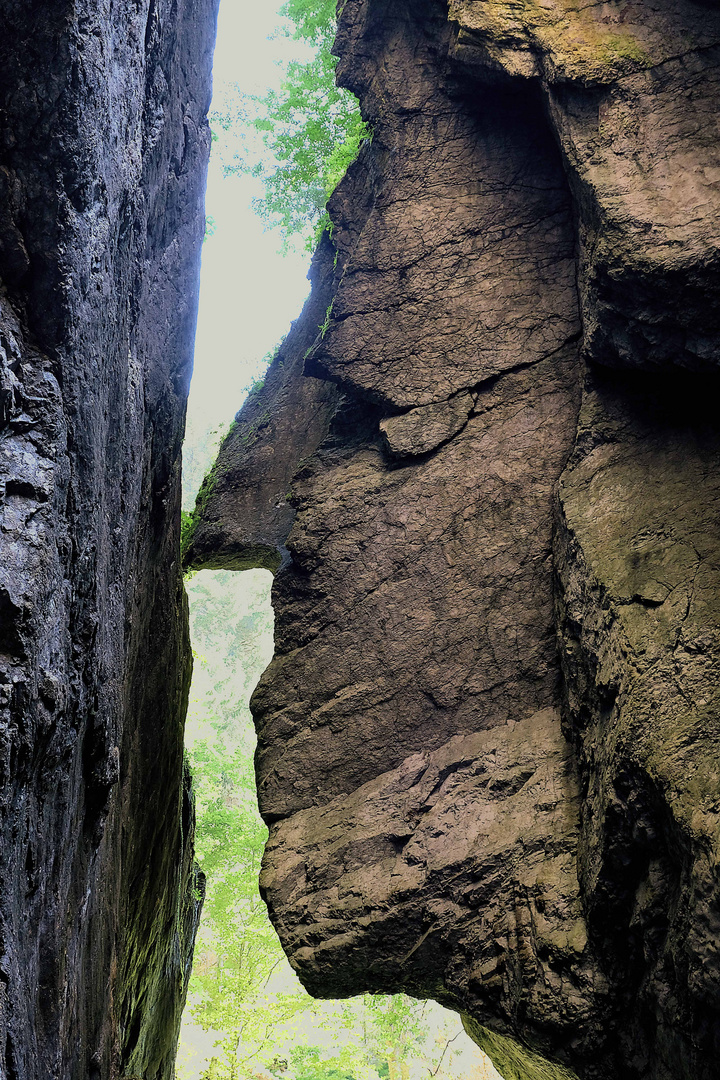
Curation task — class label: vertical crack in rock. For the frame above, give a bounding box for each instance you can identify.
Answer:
[186,0,720,1077]
[0,0,217,1076]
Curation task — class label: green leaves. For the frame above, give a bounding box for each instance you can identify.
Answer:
[282,0,337,44]
[182,571,290,1053]
[211,0,367,248]
[178,572,477,1080]
[186,730,290,1042]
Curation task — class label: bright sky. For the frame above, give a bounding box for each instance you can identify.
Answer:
[187,0,313,437]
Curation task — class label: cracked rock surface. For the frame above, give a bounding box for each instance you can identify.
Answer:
[0,1,216,1077]
[187,0,720,1077]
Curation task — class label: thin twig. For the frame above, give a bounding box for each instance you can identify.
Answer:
[428,1031,462,1078]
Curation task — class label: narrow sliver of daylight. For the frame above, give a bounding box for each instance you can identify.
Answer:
[177,3,504,1079]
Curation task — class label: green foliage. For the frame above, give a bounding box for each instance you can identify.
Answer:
[351,995,427,1062]
[182,572,289,1066]
[319,300,334,337]
[178,572,488,1080]
[181,464,219,565]
[182,416,231,514]
[188,740,278,1033]
[212,0,367,247]
[245,374,265,399]
[286,1045,356,1080]
[181,509,197,561]
[185,570,273,742]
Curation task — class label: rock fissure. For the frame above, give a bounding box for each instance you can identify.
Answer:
[2,0,716,1074]
[187,0,720,1077]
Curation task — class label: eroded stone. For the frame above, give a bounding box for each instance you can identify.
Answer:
[190,0,720,1076]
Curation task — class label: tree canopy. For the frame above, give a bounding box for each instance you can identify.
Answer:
[176,571,491,1080]
[211,0,367,247]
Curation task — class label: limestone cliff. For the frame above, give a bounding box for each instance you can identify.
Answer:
[187,0,720,1077]
[0,1,216,1077]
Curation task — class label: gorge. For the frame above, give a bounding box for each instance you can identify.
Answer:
[0,0,719,1078]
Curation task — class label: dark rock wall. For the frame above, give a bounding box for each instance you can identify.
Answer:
[187,1,720,1079]
[554,368,720,1079]
[0,1,217,1077]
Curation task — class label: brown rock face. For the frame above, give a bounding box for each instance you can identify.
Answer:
[0,1,216,1077]
[187,1,720,1077]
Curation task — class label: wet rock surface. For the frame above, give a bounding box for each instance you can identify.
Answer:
[188,0,720,1077]
[0,1,216,1077]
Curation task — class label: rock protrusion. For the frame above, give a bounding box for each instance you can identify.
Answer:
[190,0,720,1077]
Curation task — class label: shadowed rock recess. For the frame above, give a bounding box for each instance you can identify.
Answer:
[185,0,720,1078]
[0,1,217,1077]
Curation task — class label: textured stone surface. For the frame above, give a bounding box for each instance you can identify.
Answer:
[0,1,216,1077]
[451,0,720,371]
[252,347,581,822]
[261,707,606,1079]
[554,367,720,1079]
[188,0,720,1077]
[183,233,341,573]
